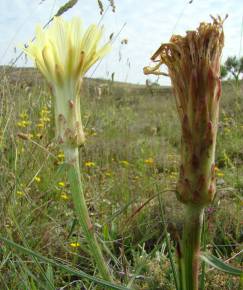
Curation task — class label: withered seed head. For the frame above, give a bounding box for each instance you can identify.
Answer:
[144,16,226,205]
[144,15,226,122]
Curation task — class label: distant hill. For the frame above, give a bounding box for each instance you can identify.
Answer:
[0,66,241,99]
[0,66,170,97]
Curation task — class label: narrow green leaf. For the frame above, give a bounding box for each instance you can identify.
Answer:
[200,252,242,276]
[157,184,180,290]
[46,264,55,287]
[0,237,131,290]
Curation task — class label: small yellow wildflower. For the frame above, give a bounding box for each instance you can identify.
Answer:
[105,172,112,177]
[19,112,28,119]
[60,192,69,200]
[40,117,51,123]
[36,123,44,128]
[90,132,97,136]
[17,121,25,128]
[85,161,96,168]
[57,152,65,164]
[70,242,80,248]
[17,120,31,128]
[17,191,25,196]
[36,133,42,138]
[41,108,50,115]
[144,158,154,165]
[169,171,178,179]
[58,152,65,159]
[58,181,65,187]
[120,160,129,166]
[34,176,41,183]
[216,172,224,177]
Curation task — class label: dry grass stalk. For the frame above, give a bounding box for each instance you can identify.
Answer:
[55,0,78,17]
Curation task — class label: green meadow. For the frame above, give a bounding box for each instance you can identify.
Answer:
[0,67,242,289]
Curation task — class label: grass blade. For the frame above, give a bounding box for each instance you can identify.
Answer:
[157,185,180,290]
[0,236,131,290]
[200,252,242,276]
[199,220,207,290]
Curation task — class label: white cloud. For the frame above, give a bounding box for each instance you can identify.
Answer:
[0,0,242,84]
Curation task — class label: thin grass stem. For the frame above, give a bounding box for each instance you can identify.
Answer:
[156,185,180,290]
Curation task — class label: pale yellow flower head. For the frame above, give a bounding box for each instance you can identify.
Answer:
[24,16,111,86]
[23,17,111,152]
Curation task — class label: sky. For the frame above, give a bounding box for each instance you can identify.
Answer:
[0,0,242,85]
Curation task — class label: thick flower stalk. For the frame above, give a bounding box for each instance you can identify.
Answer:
[144,16,225,290]
[24,17,112,281]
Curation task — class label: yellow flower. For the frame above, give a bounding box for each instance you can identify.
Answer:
[24,17,111,86]
[41,108,50,115]
[120,160,129,166]
[17,120,31,128]
[40,117,51,123]
[36,123,44,128]
[34,176,41,183]
[58,181,65,187]
[144,158,154,165]
[70,242,80,248]
[57,152,65,159]
[36,133,42,138]
[17,121,25,128]
[105,172,112,177]
[17,191,25,196]
[19,112,28,119]
[216,172,224,177]
[85,161,96,168]
[23,17,111,152]
[60,192,69,200]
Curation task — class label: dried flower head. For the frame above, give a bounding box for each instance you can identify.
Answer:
[144,16,226,205]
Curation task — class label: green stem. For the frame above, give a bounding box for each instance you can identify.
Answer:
[181,205,204,290]
[65,147,113,282]
[200,219,207,290]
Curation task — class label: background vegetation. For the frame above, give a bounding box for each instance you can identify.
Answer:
[0,67,242,289]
